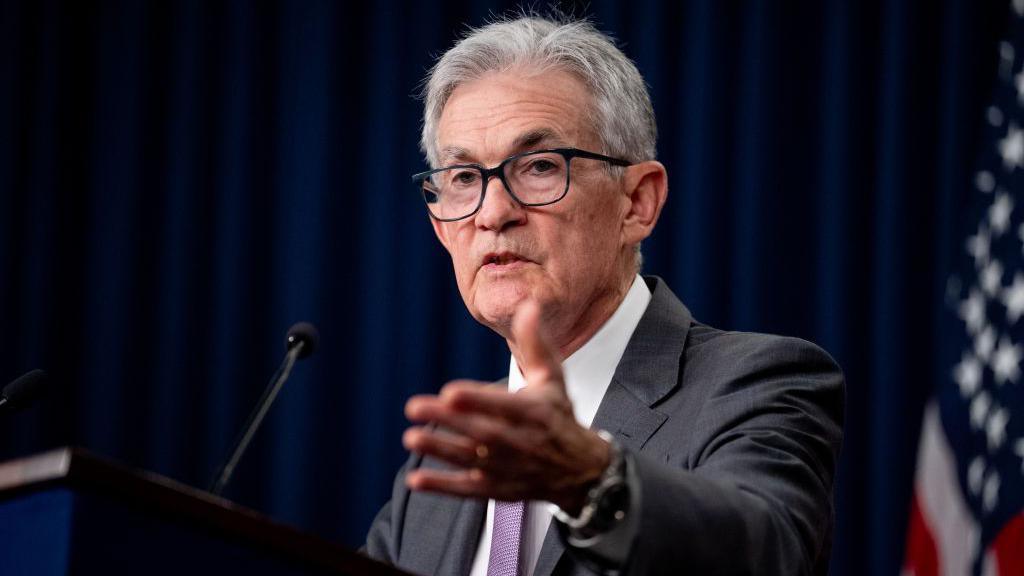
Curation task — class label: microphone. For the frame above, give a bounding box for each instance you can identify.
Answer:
[209,322,320,497]
[0,369,48,413]
[285,321,319,359]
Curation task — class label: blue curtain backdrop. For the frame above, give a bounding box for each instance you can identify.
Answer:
[0,1,1009,574]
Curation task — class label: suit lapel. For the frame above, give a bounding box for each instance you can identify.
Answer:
[431,497,487,575]
[609,276,692,410]
[531,518,567,576]
[531,277,691,575]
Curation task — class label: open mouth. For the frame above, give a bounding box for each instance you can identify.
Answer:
[482,252,528,267]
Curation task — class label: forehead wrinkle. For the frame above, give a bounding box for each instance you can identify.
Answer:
[511,128,569,152]
[436,70,593,165]
[439,127,573,167]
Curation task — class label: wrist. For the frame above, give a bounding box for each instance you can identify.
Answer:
[553,430,630,539]
[554,431,612,514]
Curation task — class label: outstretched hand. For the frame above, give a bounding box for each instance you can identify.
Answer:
[403,301,610,513]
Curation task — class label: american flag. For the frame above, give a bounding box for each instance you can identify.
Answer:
[903,4,1024,576]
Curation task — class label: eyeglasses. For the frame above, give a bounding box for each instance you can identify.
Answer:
[412,148,633,222]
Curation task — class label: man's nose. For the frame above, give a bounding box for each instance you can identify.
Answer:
[474,175,526,231]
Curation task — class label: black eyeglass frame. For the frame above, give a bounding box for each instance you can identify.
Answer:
[412,147,634,222]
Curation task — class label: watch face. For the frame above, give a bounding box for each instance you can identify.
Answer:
[588,481,629,535]
[600,483,630,515]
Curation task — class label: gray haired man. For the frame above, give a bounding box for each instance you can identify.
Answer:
[365,15,844,576]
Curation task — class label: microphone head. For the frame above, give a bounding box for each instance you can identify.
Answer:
[285,322,319,359]
[2,369,49,410]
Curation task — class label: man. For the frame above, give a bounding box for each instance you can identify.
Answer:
[365,15,844,576]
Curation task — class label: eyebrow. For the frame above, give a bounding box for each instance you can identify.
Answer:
[438,145,472,165]
[511,128,567,151]
[438,128,569,166]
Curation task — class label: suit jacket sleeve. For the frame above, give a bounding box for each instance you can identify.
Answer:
[364,451,421,564]
[620,333,844,576]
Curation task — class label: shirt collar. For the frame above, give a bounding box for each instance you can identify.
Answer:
[508,274,652,427]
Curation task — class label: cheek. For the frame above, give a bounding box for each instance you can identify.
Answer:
[437,226,473,284]
[452,246,477,283]
[562,203,622,267]
[538,221,606,290]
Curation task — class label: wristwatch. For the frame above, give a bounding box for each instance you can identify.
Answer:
[554,430,631,541]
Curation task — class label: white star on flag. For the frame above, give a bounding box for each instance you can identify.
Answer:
[978,169,996,192]
[954,352,983,397]
[977,170,996,192]
[975,325,997,362]
[1001,272,1024,322]
[971,390,993,429]
[960,288,987,334]
[998,123,1024,171]
[986,407,1009,451]
[989,107,1005,128]
[992,337,1022,385]
[967,225,991,267]
[982,260,1004,296]
[990,192,1014,235]
[1001,42,1016,80]
[983,470,1001,513]
[969,455,986,495]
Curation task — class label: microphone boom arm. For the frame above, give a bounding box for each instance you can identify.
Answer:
[209,340,305,497]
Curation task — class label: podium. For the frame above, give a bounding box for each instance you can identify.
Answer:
[0,447,410,575]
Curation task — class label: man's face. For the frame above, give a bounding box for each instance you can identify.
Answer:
[431,68,632,344]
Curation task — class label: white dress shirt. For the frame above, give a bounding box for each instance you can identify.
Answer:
[468,275,652,576]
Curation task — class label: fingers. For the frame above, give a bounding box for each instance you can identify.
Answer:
[406,396,534,453]
[443,382,536,422]
[403,426,481,468]
[406,467,530,501]
[405,467,489,498]
[408,381,541,424]
[511,301,564,390]
[403,379,569,482]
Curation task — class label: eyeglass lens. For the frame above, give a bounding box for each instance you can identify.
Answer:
[419,151,569,221]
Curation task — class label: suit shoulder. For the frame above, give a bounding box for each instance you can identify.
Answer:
[677,323,846,470]
[684,323,844,384]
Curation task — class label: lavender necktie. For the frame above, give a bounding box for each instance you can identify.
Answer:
[487,500,526,576]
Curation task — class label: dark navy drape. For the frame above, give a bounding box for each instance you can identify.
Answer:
[0,1,1009,574]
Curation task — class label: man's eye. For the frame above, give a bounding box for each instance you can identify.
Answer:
[525,158,561,175]
[530,159,555,172]
[449,170,480,187]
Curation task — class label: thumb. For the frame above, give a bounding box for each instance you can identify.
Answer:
[512,301,565,391]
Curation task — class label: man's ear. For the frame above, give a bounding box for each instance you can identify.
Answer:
[621,160,668,246]
[431,217,453,253]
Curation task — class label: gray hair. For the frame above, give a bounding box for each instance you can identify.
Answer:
[420,15,657,168]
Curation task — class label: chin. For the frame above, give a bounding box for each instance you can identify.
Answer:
[470,285,531,333]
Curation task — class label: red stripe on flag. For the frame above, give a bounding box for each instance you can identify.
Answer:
[904,492,940,576]
[992,513,1024,576]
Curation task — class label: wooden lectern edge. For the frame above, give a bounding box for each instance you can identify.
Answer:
[0,447,413,576]
[0,446,72,492]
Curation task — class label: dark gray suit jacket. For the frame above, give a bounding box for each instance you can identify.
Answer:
[365,277,845,575]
